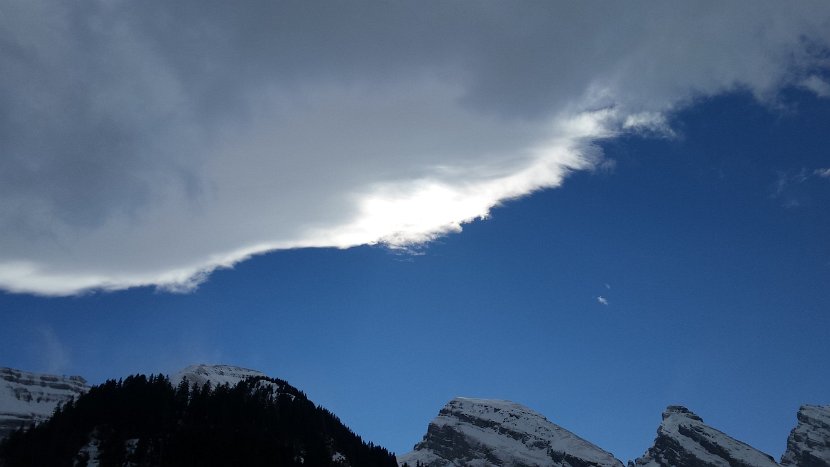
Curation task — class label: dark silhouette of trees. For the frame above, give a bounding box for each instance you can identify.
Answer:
[0,374,396,467]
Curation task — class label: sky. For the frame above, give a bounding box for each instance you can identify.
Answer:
[1,0,830,463]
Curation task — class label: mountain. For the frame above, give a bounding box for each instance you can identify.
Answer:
[398,397,624,467]
[781,405,830,467]
[630,405,779,467]
[0,367,88,439]
[172,363,266,388]
[0,367,397,467]
[2,364,828,466]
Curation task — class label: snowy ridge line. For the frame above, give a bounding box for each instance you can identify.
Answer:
[171,363,266,388]
[403,400,830,467]
[400,397,624,467]
[632,406,778,467]
[172,364,302,404]
[0,367,88,439]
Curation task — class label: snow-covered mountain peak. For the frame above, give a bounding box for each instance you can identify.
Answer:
[399,397,623,467]
[440,397,548,424]
[781,404,830,466]
[0,367,88,439]
[661,405,703,422]
[633,405,779,467]
[171,364,266,388]
[452,396,536,411]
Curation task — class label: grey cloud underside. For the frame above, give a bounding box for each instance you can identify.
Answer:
[1,1,830,294]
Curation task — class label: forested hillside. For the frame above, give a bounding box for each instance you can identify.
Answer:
[0,373,396,467]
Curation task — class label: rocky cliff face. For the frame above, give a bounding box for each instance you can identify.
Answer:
[781,405,830,467]
[398,397,623,467]
[631,406,779,467]
[0,367,88,439]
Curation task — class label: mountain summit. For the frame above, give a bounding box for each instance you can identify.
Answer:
[399,397,623,467]
[631,405,779,467]
[781,405,830,467]
[172,363,266,388]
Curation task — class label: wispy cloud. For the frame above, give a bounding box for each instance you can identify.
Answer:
[1,2,830,295]
[801,75,830,98]
[771,167,830,208]
[597,296,609,306]
[772,169,809,200]
[36,327,70,374]
[622,112,676,138]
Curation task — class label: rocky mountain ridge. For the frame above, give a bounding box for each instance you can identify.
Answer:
[1,365,827,466]
[403,401,830,467]
[630,405,779,467]
[399,397,623,467]
[0,367,88,439]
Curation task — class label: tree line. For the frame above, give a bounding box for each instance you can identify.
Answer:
[0,373,397,467]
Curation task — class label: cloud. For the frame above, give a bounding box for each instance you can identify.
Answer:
[772,169,810,197]
[597,296,609,306]
[622,112,676,138]
[1,1,830,295]
[772,167,830,208]
[801,75,830,97]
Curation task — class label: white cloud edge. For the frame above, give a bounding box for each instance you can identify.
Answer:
[0,98,824,297]
[0,109,619,296]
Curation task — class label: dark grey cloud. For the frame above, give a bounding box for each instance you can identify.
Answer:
[1,1,829,294]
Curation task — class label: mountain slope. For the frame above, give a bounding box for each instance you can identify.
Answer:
[0,370,396,467]
[399,397,623,467]
[0,367,88,439]
[781,405,830,467]
[631,406,779,467]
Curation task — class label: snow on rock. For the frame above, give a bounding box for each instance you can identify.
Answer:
[171,363,297,401]
[781,405,830,467]
[332,451,348,465]
[398,397,624,467]
[75,433,102,467]
[0,367,88,439]
[171,364,266,388]
[631,405,779,467]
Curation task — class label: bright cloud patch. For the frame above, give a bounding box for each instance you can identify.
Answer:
[1,1,830,295]
[801,75,830,97]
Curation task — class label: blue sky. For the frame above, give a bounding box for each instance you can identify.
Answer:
[2,1,830,463]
